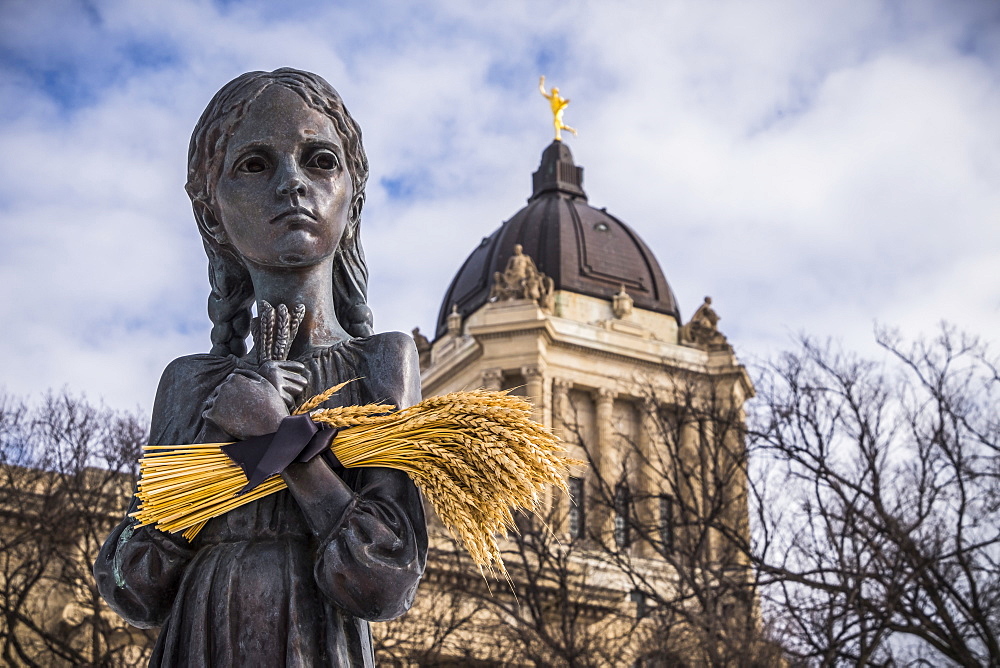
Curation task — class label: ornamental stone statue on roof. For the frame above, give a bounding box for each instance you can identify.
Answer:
[539,75,577,142]
[489,244,555,312]
[680,296,730,349]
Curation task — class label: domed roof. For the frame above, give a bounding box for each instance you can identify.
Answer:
[435,141,679,339]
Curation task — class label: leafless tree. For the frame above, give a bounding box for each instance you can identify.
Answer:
[377,498,641,668]
[477,503,642,667]
[0,391,153,667]
[373,553,497,667]
[749,326,1000,666]
[379,366,777,666]
[23,325,986,667]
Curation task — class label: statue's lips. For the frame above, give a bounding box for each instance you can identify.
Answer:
[271,208,318,225]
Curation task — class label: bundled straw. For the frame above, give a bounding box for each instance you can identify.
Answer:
[133,385,573,577]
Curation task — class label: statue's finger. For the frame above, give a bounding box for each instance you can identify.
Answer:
[282,374,308,391]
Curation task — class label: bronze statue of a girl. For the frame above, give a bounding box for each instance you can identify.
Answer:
[94,69,427,666]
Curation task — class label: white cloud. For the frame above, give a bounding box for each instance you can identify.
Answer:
[0,0,998,410]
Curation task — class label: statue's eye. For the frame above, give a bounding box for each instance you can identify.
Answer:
[239,156,268,174]
[306,150,338,170]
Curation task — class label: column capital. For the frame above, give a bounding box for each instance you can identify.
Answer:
[593,386,616,404]
[551,377,573,394]
[481,367,503,390]
[521,363,545,379]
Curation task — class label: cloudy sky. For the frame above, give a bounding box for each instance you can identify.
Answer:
[1,0,998,413]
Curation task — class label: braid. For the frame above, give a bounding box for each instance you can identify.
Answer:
[334,216,374,337]
[186,68,374,354]
[205,241,255,357]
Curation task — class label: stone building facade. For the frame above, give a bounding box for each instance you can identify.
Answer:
[381,141,757,666]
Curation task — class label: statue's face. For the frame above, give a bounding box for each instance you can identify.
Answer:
[213,85,353,269]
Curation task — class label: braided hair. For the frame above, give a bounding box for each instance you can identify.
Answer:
[185,68,373,357]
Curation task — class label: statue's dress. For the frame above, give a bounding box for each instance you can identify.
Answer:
[94,333,427,667]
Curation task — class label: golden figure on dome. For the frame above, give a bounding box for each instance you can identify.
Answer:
[539,75,577,141]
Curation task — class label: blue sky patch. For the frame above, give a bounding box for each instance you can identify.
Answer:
[533,38,570,81]
[381,175,418,201]
[118,37,181,73]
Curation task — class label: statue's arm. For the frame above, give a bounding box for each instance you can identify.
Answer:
[280,332,428,621]
[539,75,549,97]
[93,356,217,628]
[93,498,195,628]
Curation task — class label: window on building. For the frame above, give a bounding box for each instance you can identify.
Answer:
[630,589,647,619]
[635,653,686,668]
[614,481,631,548]
[659,493,675,554]
[511,508,533,537]
[568,476,585,540]
[500,373,526,397]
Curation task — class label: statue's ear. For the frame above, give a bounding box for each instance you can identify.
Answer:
[194,201,228,245]
[345,194,365,239]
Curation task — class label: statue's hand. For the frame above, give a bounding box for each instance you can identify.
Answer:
[256,360,308,409]
[203,364,304,440]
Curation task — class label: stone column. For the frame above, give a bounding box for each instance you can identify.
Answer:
[678,416,701,556]
[521,364,545,424]
[551,378,572,438]
[699,417,719,562]
[594,387,615,469]
[550,378,573,531]
[637,398,657,556]
[481,367,503,391]
[593,386,615,541]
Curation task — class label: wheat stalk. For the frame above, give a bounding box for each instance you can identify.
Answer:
[132,388,578,578]
[273,303,290,360]
[289,303,305,347]
[293,379,362,415]
[258,301,274,363]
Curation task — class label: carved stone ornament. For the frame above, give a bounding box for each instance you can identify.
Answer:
[412,326,431,369]
[612,284,634,319]
[489,244,555,311]
[411,326,430,352]
[481,368,504,391]
[679,296,730,349]
[447,304,463,336]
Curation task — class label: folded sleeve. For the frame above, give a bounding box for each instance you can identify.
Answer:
[312,466,427,621]
[94,501,195,628]
[93,354,236,627]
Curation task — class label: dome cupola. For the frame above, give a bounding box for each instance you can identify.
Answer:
[435,141,679,338]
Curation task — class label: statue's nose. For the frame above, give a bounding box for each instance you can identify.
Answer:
[277,175,307,197]
[276,158,308,198]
